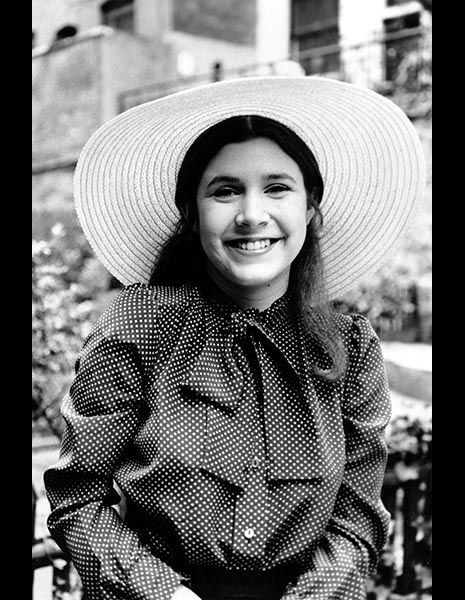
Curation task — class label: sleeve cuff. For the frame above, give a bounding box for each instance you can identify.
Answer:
[124,552,184,600]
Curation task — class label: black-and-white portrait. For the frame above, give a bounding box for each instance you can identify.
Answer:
[33,2,432,599]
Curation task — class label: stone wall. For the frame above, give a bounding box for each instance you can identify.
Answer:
[32,29,178,239]
[32,36,102,168]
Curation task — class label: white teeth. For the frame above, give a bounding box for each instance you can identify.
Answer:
[236,239,271,250]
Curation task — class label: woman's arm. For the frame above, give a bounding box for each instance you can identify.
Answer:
[282,315,391,599]
[44,287,184,600]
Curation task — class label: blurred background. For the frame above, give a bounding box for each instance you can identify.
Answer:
[32,1,432,598]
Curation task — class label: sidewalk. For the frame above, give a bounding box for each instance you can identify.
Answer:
[382,342,432,404]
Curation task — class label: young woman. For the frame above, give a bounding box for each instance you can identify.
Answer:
[44,76,426,600]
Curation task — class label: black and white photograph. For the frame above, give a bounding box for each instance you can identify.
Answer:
[32,2,432,599]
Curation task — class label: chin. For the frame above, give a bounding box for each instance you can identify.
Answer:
[232,270,281,289]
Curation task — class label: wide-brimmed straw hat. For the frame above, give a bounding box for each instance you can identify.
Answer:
[74,76,426,300]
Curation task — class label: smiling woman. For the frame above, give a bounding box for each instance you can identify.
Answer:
[44,76,426,600]
[196,137,312,300]
[158,117,318,305]
[150,115,343,380]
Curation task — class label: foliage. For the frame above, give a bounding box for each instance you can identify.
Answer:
[386,412,432,474]
[334,181,432,342]
[334,26,432,342]
[32,224,98,438]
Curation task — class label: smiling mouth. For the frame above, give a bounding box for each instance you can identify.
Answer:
[226,238,280,251]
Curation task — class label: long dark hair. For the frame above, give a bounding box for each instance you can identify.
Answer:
[150,116,346,380]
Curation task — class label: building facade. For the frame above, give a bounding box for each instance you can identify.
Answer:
[32,0,431,239]
[291,0,431,87]
[32,0,293,237]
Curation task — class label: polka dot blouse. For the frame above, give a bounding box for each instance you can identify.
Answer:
[44,281,391,600]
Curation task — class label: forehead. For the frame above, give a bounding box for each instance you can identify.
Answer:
[200,137,302,178]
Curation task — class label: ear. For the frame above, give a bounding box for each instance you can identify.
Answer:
[306,206,315,225]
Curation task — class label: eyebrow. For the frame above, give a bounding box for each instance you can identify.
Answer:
[204,173,297,189]
[205,176,241,189]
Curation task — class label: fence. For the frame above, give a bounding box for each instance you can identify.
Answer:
[118,26,432,115]
[32,485,83,600]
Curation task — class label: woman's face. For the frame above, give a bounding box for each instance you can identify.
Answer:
[196,137,314,299]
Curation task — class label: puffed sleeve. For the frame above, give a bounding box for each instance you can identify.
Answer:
[282,314,391,600]
[43,284,183,600]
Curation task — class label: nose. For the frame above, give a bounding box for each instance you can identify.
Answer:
[235,190,270,228]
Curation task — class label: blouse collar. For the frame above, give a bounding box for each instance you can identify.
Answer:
[198,276,293,333]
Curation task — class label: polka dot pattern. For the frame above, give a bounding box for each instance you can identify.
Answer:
[44,282,391,599]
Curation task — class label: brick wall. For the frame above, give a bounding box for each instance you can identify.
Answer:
[32,37,102,167]
[32,30,177,238]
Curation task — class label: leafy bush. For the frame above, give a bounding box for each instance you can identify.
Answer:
[32,224,99,438]
[334,180,432,343]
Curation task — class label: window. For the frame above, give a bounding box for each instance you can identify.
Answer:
[291,0,340,75]
[101,0,134,33]
[55,25,78,42]
[384,11,422,82]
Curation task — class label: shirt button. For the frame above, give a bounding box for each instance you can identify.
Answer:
[243,527,256,540]
[251,457,260,469]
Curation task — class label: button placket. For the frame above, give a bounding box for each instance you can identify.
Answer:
[228,312,268,566]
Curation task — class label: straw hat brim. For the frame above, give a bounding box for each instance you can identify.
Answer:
[74,76,426,300]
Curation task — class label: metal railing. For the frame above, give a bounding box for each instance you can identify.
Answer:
[32,485,84,600]
[118,26,431,114]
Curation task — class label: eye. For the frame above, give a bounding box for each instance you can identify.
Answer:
[265,183,291,196]
[213,187,240,199]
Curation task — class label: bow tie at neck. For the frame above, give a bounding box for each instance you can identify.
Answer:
[180,285,300,415]
[222,309,268,342]
[177,282,337,488]
[198,278,293,336]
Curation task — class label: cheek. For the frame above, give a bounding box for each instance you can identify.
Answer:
[198,212,214,242]
[198,204,231,238]
[288,203,310,243]
[197,204,227,250]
